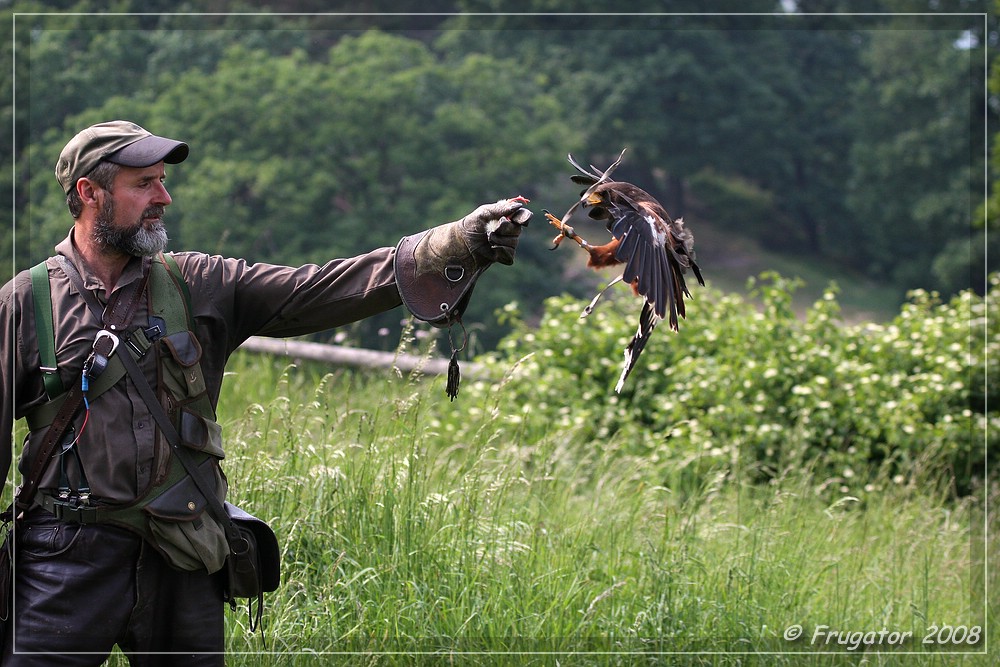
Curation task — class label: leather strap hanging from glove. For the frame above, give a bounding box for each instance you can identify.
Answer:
[394,197,531,399]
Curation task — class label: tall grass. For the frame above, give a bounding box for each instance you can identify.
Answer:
[148,351,993,667]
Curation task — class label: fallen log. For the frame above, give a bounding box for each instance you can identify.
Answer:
[238,336,484,377]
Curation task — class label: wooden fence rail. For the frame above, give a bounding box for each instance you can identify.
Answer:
[238,336,486,378]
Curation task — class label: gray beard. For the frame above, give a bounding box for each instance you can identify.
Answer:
[93,198,169,257]
[124,223,169,257]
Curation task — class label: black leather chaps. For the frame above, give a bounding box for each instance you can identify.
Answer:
[1,507,224,666]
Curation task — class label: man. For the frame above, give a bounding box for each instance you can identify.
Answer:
[0,120,530,664]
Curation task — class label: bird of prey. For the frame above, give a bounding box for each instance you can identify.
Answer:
[543,149,705,393]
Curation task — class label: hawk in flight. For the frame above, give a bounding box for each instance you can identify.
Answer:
[544,149,704,392]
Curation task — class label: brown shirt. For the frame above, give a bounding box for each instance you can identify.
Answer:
[1,231,402,504]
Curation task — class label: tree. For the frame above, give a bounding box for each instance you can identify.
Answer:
[846,20,987,292]
[18,24,574,348]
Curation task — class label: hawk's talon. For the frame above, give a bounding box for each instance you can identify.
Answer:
[544,210,594,252]
[544,209,566,250]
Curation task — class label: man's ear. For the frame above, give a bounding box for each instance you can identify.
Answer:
[76,178,102,208]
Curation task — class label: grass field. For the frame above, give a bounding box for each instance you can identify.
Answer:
[110,351,991,667]
[15,259,986,666]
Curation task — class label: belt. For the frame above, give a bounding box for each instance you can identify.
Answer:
[35,493,148,535]
[36,493,102,524]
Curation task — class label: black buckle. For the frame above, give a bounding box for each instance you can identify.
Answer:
[50,498,98,524]
[124,317,166,358]
[143,316,166,342]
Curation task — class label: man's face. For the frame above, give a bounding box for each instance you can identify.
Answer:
[92,162,172,257]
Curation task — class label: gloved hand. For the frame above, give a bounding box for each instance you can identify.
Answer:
[412,197,532,275]
[395,197,532,330]
[461,198,533,265]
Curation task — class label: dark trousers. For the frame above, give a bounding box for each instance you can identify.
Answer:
[2,508,224,666]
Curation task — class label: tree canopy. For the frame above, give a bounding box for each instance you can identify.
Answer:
[4,2,992,347]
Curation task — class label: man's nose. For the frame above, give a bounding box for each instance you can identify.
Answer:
[154,181,172,206]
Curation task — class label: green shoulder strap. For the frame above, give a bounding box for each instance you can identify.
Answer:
[30,260,63,400]
[157,253,194,330]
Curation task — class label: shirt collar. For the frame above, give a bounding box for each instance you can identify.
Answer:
[55,228,149,295]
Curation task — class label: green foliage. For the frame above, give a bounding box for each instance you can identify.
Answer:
[688,168,788,241]
[465,272,992,499]
[440,9,991,294]
[4,6,992,337]
[847,24,987,292]
[15,22,573,346]
[156,342,993,663]
[11,289,992,662]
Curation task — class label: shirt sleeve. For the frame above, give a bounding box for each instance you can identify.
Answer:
[0,281,14,495]
[0,272,43,500]
[173,246,403,355]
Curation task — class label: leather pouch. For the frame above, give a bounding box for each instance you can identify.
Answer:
[222,502,280,632]
[143,456,228,573]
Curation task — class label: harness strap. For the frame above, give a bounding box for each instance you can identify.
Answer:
[17,257,149,516]
[16,382,86,516]
[24,327,155,432]
[35,444,189,531]
[30,261,62,400]
[25,253,220,541]
[23,254,186,432]
[57,426,90,502]
[159,253,194,330]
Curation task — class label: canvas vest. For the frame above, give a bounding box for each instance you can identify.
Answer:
[23,254,230,573]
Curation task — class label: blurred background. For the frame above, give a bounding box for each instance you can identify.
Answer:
[4,0,994,351]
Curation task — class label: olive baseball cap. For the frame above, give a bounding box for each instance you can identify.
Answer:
[55,120,189,194]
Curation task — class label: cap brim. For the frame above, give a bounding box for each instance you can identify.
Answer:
[106,135,189,168]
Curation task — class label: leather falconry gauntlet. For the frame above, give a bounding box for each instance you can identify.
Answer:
[394,198,532,328]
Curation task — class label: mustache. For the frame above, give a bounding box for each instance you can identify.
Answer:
[143,206,166,220]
